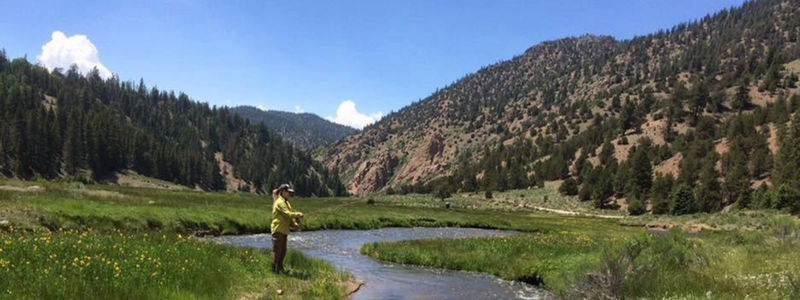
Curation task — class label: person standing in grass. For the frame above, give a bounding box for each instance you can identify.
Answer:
[270,184,304,274]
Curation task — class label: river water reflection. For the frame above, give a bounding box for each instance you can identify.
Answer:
[215,227,548,300]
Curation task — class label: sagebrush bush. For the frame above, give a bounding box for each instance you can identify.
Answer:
[559,232,706,300]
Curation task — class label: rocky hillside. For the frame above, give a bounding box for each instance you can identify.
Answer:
[231,106,357,150]
[322,0,800,199]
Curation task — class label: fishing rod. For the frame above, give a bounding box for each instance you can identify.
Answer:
[291,198,370,231]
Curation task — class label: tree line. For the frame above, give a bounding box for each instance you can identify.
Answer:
[0,50,347,197]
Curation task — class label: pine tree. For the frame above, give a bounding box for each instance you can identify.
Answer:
[592,169,615,209]
[614,162,630,197]
[627,146,652,201]
[209,162,225,191]
[599,140,616,167]
[733,82,752,112]
[611,95,621,111]
[752,184,772,209]
[671,184,698,215]
[63,111,83,174]
[723,157,750,206]
[772,184,798,211]
[579,166,599,201]
[695,153,723,213]
[750,127,773,178]
[651,173,675,214]
[774,114,800,190]
[759,64,780,92]
[689,80,709,125]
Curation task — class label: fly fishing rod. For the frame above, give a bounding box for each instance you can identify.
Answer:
[291,198,370,231]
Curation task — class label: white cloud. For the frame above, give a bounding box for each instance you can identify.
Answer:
[257,105,268,111]
[294,105,304,113]
[37,31,112,79]
[327,100,384,129]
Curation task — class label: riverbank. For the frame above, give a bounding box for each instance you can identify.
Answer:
[0,180,364,300]
[0,227,350,300]
[0,180,624,299]
[3,180,800,299]
[214,228,542,300]
[361,212,800,300]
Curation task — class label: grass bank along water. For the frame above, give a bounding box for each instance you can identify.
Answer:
[361,212,800,300]
[4,179,800,299]
[0,227,350,300]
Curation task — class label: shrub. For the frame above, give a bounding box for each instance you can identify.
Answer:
[627,198,646,216]
[366,197,376,205]
[559,178,579,196]
[767,215,800,244]
[559,233,705,300]
[484,190,493,199]
[434,185,452,201]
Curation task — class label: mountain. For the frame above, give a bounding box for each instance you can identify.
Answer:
[321,0,800,215]
[0,54,347,197]
[231,106,357,150]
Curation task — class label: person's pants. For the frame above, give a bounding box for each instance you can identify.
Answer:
[271,232,288,273]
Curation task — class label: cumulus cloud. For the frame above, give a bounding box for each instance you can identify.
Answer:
[327,100,384,129]
[294,105,304,113]
[257,105,268,111]
[37,31,112,79]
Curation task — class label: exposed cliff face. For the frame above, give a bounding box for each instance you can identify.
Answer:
[348,152,399,195]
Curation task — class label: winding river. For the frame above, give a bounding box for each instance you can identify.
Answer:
[214,227,547,300]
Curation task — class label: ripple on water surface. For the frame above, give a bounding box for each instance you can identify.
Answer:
[214,227,549,300]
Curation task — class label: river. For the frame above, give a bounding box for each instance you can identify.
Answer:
[214,227,548,300]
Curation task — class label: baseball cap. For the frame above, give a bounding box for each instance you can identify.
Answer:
[277,184,295,193]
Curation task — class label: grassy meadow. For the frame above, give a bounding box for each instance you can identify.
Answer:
[0,227,348,300]
[2,178,800,300]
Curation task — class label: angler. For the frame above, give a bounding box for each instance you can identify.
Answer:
[270,184,304,274]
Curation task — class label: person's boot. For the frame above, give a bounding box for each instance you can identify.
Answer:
[271,263,281,274]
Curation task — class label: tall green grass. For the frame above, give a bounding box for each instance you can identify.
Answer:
[361,226,633,290]
[361,214,800,300]
[0,227,348,300]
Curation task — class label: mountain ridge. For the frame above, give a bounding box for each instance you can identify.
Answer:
[231,106,357,150]
[322,0,800,202]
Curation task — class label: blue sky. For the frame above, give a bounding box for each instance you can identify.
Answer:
[1,0,745,128]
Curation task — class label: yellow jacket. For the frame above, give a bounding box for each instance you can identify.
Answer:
[271,196,303,235]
